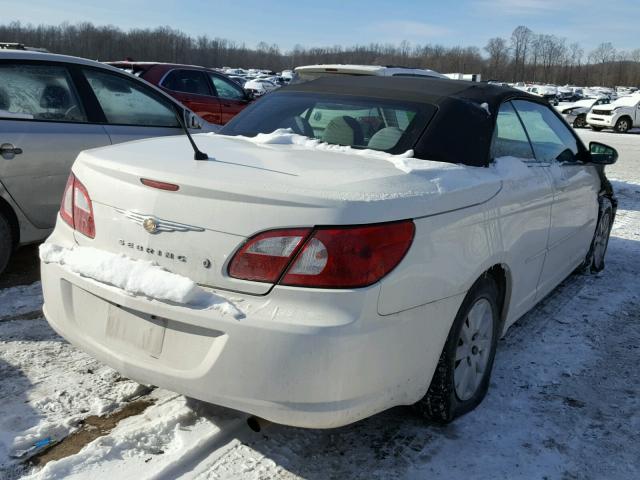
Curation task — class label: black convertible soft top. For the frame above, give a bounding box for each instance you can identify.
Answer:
[282,75,547,167]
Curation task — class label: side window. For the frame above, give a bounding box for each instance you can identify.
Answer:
[83,69,178,127]
[513,100,579,162]
[209,74,245,100]
[492,101,534,160]
[162,70,211,96]
[0,63,87,122]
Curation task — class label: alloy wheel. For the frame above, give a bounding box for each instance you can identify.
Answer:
[616,119,629,133]
[454,298,494,401]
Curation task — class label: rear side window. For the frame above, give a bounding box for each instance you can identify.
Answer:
[162,69,211,96]
[209,74,245,100]
[221,92,435,154]
[0,64,87,122]
[492,102,534,160]
[512,100,579,162]
[83,69,179,127]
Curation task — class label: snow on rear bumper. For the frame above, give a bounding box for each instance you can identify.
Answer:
[40,243,464,428]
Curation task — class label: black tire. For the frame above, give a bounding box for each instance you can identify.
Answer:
[591,126,604,131]
[0,212,13,276]
[614,117,631,133]
[573,115,586,128]
[414,276,500,423]
[582,197,613,273]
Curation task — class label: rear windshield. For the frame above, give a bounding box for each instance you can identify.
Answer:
[220,92,436,154]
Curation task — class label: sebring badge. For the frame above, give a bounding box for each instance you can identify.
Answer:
[115,208,205,234]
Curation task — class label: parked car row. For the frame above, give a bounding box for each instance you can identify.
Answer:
[556,94,640,133]
[108,61,253,124]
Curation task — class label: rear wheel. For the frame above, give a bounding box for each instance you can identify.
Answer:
[0,212,13,276]
[573,115,586,128]
[414,277,500,423]
[614,117,631,133]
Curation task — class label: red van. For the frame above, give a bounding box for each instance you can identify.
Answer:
[107,62,252,125]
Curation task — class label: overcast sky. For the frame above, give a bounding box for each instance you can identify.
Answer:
[2,0,638,54]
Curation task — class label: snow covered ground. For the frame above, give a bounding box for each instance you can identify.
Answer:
[1,130,639,480]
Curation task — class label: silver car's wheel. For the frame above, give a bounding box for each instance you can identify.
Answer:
[454,298,494,401]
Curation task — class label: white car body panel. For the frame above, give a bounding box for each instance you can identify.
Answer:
[40,131,602,427]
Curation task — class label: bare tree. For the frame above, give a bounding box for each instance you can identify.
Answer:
[1,21,639,86]
[510,26,532,81]
[485,37,509,80]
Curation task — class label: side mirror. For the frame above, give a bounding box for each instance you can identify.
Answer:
[185,111,202,129]
[589,141,618,165]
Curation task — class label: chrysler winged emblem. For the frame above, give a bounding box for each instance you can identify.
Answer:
[143,217,158,234]
[116,209,205,234]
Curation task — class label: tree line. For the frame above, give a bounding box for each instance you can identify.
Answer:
[2,21,639,87]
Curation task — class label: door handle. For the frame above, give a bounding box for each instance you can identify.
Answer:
[0,143,23,155]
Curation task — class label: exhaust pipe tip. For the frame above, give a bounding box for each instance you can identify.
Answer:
[247,416,268,432]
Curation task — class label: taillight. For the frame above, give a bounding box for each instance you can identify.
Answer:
[59,173,96,239]
[228,228,311,282]
[228,220,415,288]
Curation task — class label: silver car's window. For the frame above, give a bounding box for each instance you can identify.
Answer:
[492,102,534,160]
[513,100,579,163]
[0,64,87,122]
[83,69,178,127]
[209,74,245,100]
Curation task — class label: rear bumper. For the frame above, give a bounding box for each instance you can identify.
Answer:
[41,236,463,428]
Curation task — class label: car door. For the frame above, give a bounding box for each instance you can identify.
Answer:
[208,72,249,124]
[160,69,222,124]
[512,99,600,298]
[80,67,184,144]
[491,101,554,321]
[0,61,111,229]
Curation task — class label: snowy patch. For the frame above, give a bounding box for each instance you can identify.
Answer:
[220,129,427,173]
[39,244,243,319]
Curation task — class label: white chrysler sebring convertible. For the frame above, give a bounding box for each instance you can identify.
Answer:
[40,77,618,428]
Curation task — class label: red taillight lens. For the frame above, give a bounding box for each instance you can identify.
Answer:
[228,228,311,282]
[227,220,415,288]
[282,221,415,288]
[59,173,96,239]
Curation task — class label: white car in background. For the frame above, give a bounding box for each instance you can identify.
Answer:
[41,76,617,429]
[294,64,447,82]
[243,78,278,96]
[557,98,610,128]
[587,94,640,133]
[526,85,559,105]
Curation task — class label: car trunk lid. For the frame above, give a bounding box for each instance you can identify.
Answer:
[71,133,502,294]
